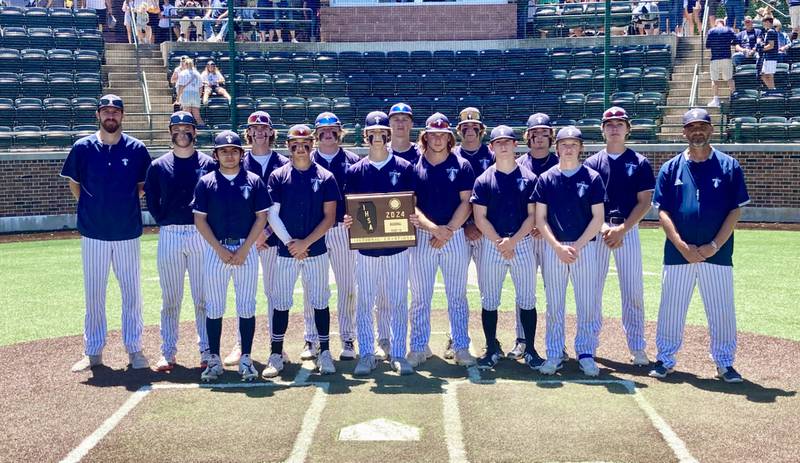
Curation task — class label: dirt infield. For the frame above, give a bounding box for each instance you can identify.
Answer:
[2,313,798,463]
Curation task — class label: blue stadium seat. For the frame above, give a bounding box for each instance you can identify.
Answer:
[409,50,433,73]
[729,89,759,117]
[734,64,759,90]
[47,48,75,73]
[610,91,635,113]
[0,6,26,28]
[758,116,787,141]
[2,26,29,49]
[272,73,297,98]
[645,44,672,68]
[584,92,605,118]
[48,8,75,29]
[577,118,603,141]
[550,47,573,69]
[478,49,503,71]
[347,73,372,98]
[20,48,47,74]
[454,50,478,71]
[774,62,790,90]
[47,72,75,99]
[338,51,363,75]
[642,66,668,92]
[516,72,542,94]
[567,68,593,94]
[386,50,409,72]
[239,51,264,75]
[371,73,397,98]
[620,45,645,68]
[13,124,43,147]
[0,72,20,99]
[74,72,102,97]
[266,52,291,75]
[43,97,72,126]
[15,97,44,126]
[508,94,535,123]
[395,74,422,97]
[332,97,354,122]
[248,73,273,98]
[0,125,12,148]
[20,72,47,98]
[0,97,16,127]
[203,97,230,128]
[617,67,643,92]
[307,96,332,115]
[469,71,495,96]
[629,118,657,141]
[43,124,74,148]
[573,48,595,68]
[314,51,338,75]
[634,92,663,119]
[560,93,585,120]
[71,97,97,125]
[78,29,103,55]
[280,96,307,124]
[255,96,281,117]
[291,52,315,74]
[542,69,568,93]
[728,116,758,142]
[759,91,786,117]
[787,116,800,141]
[322,75,346,98]
[298,72,323,97]
[493,71,518,95]
[75,49,100,73]
[27,27,53,49]
[503,48,531,72]
[73,8,98,31]
[363,51,387,73]
[432,50,455,73]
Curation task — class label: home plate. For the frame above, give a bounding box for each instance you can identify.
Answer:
[338,418,421,441]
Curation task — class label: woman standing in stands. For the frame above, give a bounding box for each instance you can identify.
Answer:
[176,58,206,128]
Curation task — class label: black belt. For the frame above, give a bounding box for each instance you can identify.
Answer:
[220,238,242,246]
[608,217,626,225]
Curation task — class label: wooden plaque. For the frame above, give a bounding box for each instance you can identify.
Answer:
[345,191,417,250]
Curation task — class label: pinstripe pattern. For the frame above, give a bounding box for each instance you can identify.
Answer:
[204,244,259,319]
[478,236,537,311]
[542,240,600,360]
[596,224,646,352]
[271,254,331,312]
[515,235,548,339]
[409,228,471,351]
[258,246,279,337]
[81,237,144,356]
[356,251,410,359]
[655,263,737,369]
[157,224,209,358]
[375,287,392,342]
[468,236,484,266]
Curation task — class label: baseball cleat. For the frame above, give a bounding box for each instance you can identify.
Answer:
[443,336,455,360]
[375,338,391,361]
[238,354,258,382]
[716,366,743,383]
[262,353,285,379]
[523,351,545,370]
[578,356,600,377]
[507,341,526,360]
[478,349,503,370]
[223,344,242,366]
[316,350,336,375]
[155,355,176,372]
[454,348,476,367]
[406,347,432,368]
[128,351,150,370]
[300,341,320,361]
[562,349,570,363]
[353,354,377,376]
[201,355,223,382]
[539,359,563,375]
[71,354,103,372]
[340,340,356,361]
[631,350,650,366]
[648,361,674,379]
[391,357,414,376]
[200,350,212,369]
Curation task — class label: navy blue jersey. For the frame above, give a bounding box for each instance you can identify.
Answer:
[532,165,605,242]
[516,152,560,177]
[144,150,216,226]
[455,144,495,178]
[243,150,289,246]
[764,28,780,60]
[268,162,340,258]
[345,154,416,257]
[414,153,476,226]
[706,25,738,61]
[193,169,271,241]
[584,148,655,221]
[737,28,763,49]
[470,165,537,237]
[313,147,360,223]
[653,149,750,266]
[60,133,151,241]
[390,142,421,164]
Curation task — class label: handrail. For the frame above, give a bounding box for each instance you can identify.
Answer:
[754,0,788,19]
[689,0,711,110]
[688,62,699,107]
[127,0,153,144]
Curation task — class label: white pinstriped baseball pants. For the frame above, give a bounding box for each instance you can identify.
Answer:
[478,236,537,311]
[80,236,143,356]
[204,244,259,319]
[655,263,737,369]
[356,250,409,359]
[409,228,471,352]
[259,245,279,336]
[157,225,209,358]
[596,224,647,353]
[271,254,331,312]
[514,235,547,340]
[543,240,600,360]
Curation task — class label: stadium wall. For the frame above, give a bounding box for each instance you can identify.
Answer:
[1,144,798,233]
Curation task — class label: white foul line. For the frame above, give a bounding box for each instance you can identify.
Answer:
[629,388,698,463]
[60,386,153,463]
[442,380,468,463]
[285,383,329,463]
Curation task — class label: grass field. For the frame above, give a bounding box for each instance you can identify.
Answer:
[0,228,798,346]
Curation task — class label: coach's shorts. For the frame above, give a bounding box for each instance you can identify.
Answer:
[762,59,777,75]
[792,6,800,30]
[710,58,733,81]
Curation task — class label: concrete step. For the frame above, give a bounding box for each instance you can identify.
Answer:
[103,64,167,73]
[106,57,164,66]
[663,114,723,125]
[106,76,171,88]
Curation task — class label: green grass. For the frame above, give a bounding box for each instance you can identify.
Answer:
[0,228,798,346]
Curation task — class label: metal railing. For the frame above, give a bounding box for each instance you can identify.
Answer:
[163,6,313,43]
[126,0,154,144]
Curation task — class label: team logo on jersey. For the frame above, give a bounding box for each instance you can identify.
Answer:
[712,177,722,188]
[196,168,207,178]
[311,177,322,192]
[625,162,636,177]
[576,181,589,198]
[446,167,458,182]
[674,178,684,186]
[240,185,252,199]
[121,158,129,166]
[517,178,528,191]
[389,170,401,186]
[342,160,350,170]
[480,158,491,171]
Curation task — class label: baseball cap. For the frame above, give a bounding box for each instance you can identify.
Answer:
[526,113,552,130]
[213,130,243,149]
[489,125,517,143]
[98,94,124,110]
[682,108,712,126]
[602,106,629,123]
[423,113,453,133]
[388,102,413,118]
[247,111,273,127]
[314,112,342,129]
[207,60,216,66]
[744,15,753,22]
[169,110,196,127]
[287,124,315,141]
[364,111,391,130]
[556,126,583,142]
[457,107,484,127]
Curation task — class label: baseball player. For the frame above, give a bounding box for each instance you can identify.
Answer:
[387,102,421,164]
[343,111,416,376]
[193,131,270,382]
[471,126,543,371]
[509,112,560,360]
[584,107,655,367]
[263,124,339,378]
[62,94,151,372]
[222,110,289,367]
[144,111,216,372]
[649,108,749,383]
[308,112,361,361]
[533,126,605,377]
[407,113,476,368]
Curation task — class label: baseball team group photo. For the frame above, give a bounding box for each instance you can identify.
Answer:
[1,0,799,461]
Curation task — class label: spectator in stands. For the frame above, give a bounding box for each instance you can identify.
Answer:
[123,0,150,44]
[760,16,779,90]
[84,0,112,33]
[633,1,660,35]
[683,0,700,35]
[203,0,227,41]
[774,19,792,62]
[732,16,762,67]
[283,0,300,42]
[662,0,682,35]
[705,0,719,30]
[170,55,188,97]
[146,0,162,43]
[176,0,204,41]
[304,0,319,42]
[176,58,205,127]
[790,0,800,40]
[158,0,178,42]
[725,0,744,31]
[201,60,232,105]
[706,18,737,107]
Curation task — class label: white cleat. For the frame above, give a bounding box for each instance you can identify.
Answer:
[578,356,600,377]
[239,354,258,382]
[262,353,285,379]
[223,344,242,366]
[506,341,526,360]
[391,357,414,376]
[375,338,391,361]
[201,354,224,382]
[129,351,150,369]
[454,348,476,367]
[300,341,320,360]
[631,350,651,366]
[539,359,563,375]
[354,354,377,376]
[71,354,103,372]
[317,350,336,375]
[406,345,433,368]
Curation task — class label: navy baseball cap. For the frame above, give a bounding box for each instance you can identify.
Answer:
[489,125,517,143]
[247,111,273,127]
[526,113,552,130]
[287,124,314,141]
[364,111,391,130]
[682,108,712,126]
[602,106,630,123]
[314,112,342,129]
[424,113,453,133]
[169,111,196,127]
[214,130,243,149]
[388,102,413,118]
[98,94,124,110]
[556,126,583,142]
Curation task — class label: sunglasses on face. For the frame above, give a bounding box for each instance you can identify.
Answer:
[247,114,272,126]
[98,98,124,110]
[289,143,312,153]
[428,119,450,130]
[603,109,627,119]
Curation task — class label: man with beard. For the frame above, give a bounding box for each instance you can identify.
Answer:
[62,95,152,372]
[145,111,217,372]
[649,109,749,384]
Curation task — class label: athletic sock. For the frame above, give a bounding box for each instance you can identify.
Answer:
[239,316,255,356]
[314,307,330,352]
[271,309,289,354]
[520,307,538,356]
[481,309,498,351]
[206,317,223,357]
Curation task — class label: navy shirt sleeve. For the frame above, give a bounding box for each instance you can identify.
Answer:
[587,171,605,205]
[730,159,750,209]
[637,157,657,193]
[253,176,272,213]
[652,160,674,213]
[143,161,163,222]
[322,175,341,203]
[457,160,476,193]
[192,179,210,215]
[469,174,489,206]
